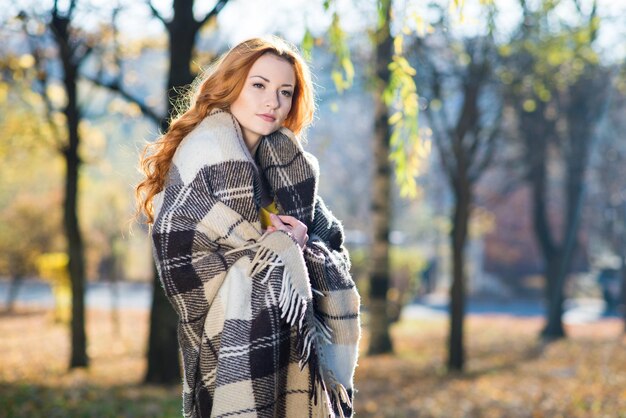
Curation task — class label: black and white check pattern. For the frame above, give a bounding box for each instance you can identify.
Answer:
[152,110,360,417]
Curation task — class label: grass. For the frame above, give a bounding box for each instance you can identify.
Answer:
[1,307,625,417]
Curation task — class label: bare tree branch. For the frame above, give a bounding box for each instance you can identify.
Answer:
[572,0,583,15]
[74,41,95,65]
[196,0,230,30]
[85,75,162,124]
[18,15,66,152]
[589,0,598,42]
[68,0,78,18]
[469,117,501,183]
[146,0,168,28]
[425,107,456,177]
[467,123,482,161]
[81,5,161,125]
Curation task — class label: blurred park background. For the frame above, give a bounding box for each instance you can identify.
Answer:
[1,0,626,417]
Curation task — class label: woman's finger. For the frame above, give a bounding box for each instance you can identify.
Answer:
[269,214,308,248]
[276,214,294,223]
[277,215,307,233]
[269,213,286,229]
[276,215,301,227]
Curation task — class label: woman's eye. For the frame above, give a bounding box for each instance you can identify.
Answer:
[281,90,293,97]
[253,83,264,89]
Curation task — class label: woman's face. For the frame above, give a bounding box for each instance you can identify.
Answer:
[230,53,296,151]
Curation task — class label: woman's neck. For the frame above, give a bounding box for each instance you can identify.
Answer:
[246,138,261,156]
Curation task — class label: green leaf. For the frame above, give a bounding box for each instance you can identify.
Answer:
[394,34,404,55]
[331,70,345,93]
[301,28,314,61]
[327,12,354,93]
[341,57,354,82]
[389,111,402,125]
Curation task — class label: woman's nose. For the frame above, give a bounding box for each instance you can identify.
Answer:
[265,91,279,109]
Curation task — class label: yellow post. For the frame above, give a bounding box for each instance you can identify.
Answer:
[37,253,71,324]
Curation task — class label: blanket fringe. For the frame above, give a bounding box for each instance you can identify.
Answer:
[311,367,352,418]
[225,233,351,417]
[327,373,351,418]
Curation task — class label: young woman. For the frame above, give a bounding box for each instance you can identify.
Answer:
[136,36,361,418]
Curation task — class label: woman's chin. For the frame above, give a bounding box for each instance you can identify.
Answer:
[261,127,280,136]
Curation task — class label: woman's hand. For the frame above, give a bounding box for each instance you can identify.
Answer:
[267,213,308,249]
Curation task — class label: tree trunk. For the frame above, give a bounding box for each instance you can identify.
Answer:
[541,256,565,339]
[145,0,202,384]
[5,274,23,312]
[540,143,585,340]
[47,4,89,371]
[448,179,470,371]
[59,45,88,368]
[367,0,393,355]
[524,112,569,341]
[146,263,180,383]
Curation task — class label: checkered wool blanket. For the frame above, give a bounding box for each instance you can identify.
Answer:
[151,109,361,418]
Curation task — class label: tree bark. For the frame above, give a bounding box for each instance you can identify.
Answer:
[143,1,193,382]
[145,0,230,384]
[5,275,23,312]
[145,263,180,382]
[448,177,470,371]
[421,38,499,372]
[368,0,393,355]
[509,6,607,341]
[64,62,88,368]
[522,107,569,340]
[541,255,565,338]
[49,5,89,369]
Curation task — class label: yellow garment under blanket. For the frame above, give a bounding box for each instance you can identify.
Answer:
[259,201,279,229]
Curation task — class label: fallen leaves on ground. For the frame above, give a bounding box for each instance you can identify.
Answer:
[1,307,624,417]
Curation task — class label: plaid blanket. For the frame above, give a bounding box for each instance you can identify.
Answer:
[151,109,361,418]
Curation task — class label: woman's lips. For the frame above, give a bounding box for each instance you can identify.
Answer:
[258,114,276,122]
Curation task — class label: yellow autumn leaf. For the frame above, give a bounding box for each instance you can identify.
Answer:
[341,57,354,82]
[430,98,442,111]
[18,54,35,69]
[78,121,107,163]
[523,99,537,112]
[46,83,67,108]
[126,102,142,118]
[415,137,431,158]
[389,111,402,125]
[394,34,404,55]
[107,97,125,114]
[52,111,66,127]
[0,82,8,103]
[415,15,425,37]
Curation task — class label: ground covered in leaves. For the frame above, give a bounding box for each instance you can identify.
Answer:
[1,306,624,417]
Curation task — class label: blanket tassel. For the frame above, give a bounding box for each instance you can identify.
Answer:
[225,234,351,417]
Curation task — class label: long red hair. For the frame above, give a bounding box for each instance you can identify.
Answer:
[136,36,315,224]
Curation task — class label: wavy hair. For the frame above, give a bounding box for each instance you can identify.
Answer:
[136,36,315,224]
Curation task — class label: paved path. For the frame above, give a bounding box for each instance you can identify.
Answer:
[402,293,620,324]
[0,279,152,310]
[0,280,620,324]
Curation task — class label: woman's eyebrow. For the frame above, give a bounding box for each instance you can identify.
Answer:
[249,75,293,87]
